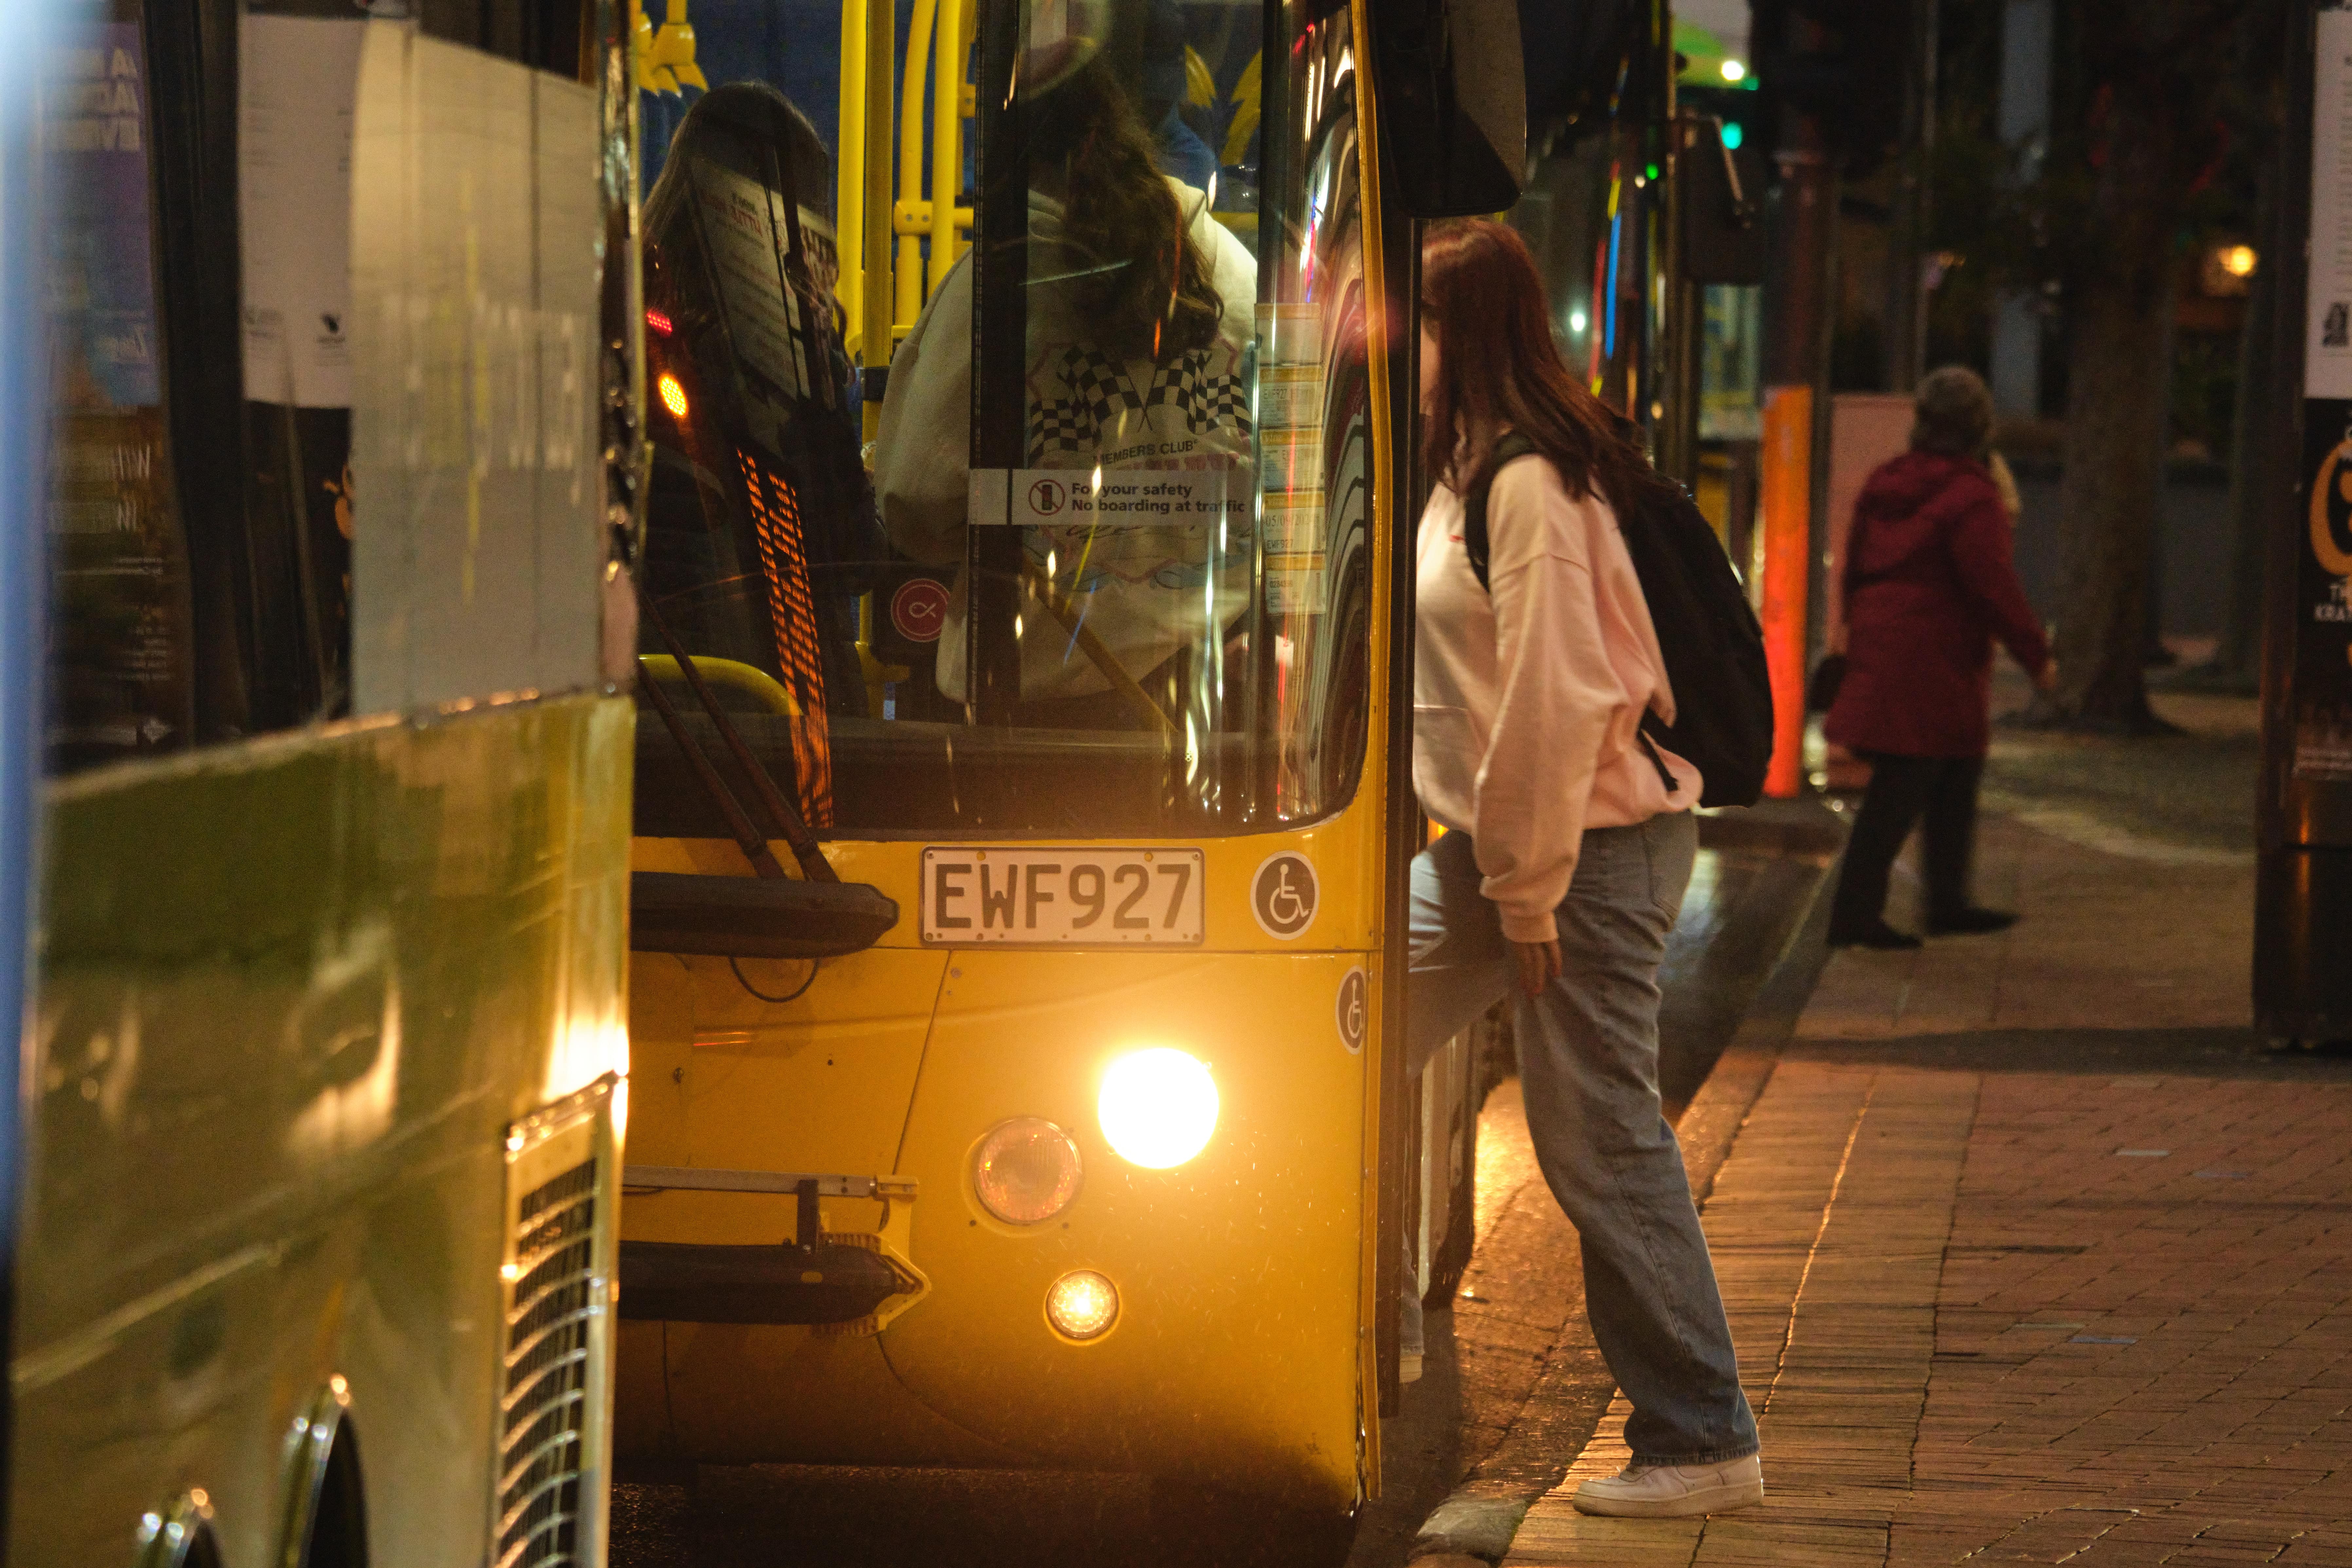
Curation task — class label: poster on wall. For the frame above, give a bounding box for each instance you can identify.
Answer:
[2310,11,2352,397]
[239,12,366,409]
[41,21,194,769]
[2298,401,2352,784]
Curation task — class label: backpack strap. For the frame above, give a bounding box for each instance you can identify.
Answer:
[1461,431,1541,592]
[1461,431,1682,797]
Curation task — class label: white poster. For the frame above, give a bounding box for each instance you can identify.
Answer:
[240,14,367,408]
[2310,10,2352,397]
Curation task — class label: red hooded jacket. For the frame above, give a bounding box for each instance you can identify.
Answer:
[1825,450,2051,759]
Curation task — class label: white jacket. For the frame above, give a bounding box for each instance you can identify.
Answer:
[1414,452,1700,943]
[873,178,1256,701]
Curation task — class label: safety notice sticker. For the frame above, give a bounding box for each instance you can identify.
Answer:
[968,464,1249,528]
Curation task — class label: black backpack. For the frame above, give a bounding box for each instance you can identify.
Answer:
[1462,433,1773,808]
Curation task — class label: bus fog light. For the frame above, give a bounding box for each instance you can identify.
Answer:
[972,1118,1083,1225]
[1098,1048,1218,1168]
[1045,1269,1119,1340]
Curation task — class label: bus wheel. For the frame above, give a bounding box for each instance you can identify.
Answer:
[1145,1479,1358,1568]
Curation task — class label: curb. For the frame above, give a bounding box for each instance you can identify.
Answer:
[1402,835,1840,1564]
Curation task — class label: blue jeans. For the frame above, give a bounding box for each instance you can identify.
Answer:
[1407,814,1759,1466]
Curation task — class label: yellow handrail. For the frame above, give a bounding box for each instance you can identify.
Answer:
[895,0,939,334]
[928,0,974,295]
[861,0,894,433]
[836,0,866,356]
[638,654,803,718]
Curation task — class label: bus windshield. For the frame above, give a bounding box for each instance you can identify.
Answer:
[631,0,1372,841]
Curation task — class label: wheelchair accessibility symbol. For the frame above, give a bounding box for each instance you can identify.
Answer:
[1335,966,1367,1053]
[1250,852,1318,939]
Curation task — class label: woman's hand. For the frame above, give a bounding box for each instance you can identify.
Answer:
[1512,938,1561,997]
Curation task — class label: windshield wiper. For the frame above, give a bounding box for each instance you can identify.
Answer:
[636,579,838,883]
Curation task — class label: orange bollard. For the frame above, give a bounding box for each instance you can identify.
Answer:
[1758,385,1812,799]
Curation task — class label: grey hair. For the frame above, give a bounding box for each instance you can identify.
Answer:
[1911,365,1996,459]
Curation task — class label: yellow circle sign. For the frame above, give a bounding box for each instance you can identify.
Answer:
[2310,437,2352,577]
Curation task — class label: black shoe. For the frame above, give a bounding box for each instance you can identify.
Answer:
[1826,919,1924,951]
[1927,907,2018,937]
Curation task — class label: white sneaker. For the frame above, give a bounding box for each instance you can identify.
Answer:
[1570,1453,1763,1518]
[1399,1351,1424,1384]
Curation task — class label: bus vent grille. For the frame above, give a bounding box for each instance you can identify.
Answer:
[495,1154,600,1568]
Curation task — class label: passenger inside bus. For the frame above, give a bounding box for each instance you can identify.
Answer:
[874,2,1255,724]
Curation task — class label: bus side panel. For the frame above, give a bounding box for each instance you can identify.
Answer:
[9,691,631,1566]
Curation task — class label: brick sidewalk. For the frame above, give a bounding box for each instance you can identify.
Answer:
[1503,810,2352,1566]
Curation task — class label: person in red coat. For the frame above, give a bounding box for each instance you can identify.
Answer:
[1825,367,2055,949]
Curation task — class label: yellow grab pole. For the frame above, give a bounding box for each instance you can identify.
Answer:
[928,0,968,293]
[836,0,866,356]
[895,0,939,333]
[861,0,893,434]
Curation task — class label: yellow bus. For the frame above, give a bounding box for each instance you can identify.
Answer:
[6,2,640,1562]
[612,0,1522,1552]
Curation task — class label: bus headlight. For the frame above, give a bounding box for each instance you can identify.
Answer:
[1097,1048,1218,1169]
[1045,1269,1120,1340]
[972,1118,1084,1225]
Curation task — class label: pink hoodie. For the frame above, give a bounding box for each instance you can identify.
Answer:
[1413,453,1700,943]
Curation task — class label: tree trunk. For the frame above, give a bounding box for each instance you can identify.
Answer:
[2051,267,2177,728]
[2047,62,2193,731]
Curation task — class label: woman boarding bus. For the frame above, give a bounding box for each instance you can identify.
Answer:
[1407,218,1763,1520]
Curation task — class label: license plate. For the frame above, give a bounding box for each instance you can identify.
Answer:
[919,848,1205,946]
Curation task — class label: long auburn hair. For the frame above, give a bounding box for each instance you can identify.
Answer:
[1419,219,1666,520]
[1030,61,1223,364]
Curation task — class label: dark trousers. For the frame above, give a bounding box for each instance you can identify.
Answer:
[1828,753,1985,933]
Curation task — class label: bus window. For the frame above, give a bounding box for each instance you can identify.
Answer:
[39,0,194,774]
[633,0,1375,840]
